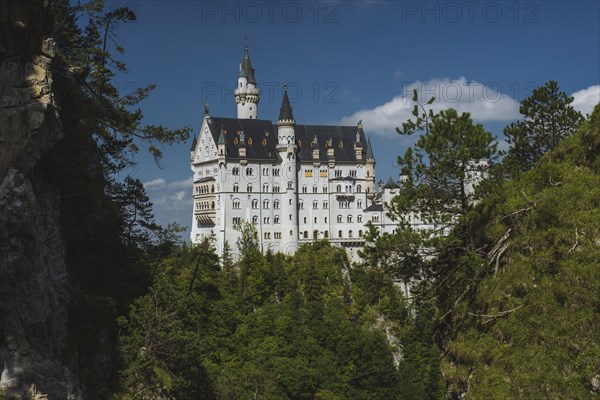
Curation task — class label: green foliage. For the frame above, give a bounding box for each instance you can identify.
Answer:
[119,241,414,399]
[442,104,600,398]
[503,80,584,177]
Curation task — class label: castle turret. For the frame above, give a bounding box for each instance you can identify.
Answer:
[366,137,376,200]
[276,85,298,254]
[234,45,260,119]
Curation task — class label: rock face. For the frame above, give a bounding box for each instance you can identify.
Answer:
[1,1,82,398]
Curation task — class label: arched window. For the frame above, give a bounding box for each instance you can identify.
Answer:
[313,230,319,239]
[298,201,304,210]
[338,140,344,148]
[356,185,361,193]
[263,184,269,192]
[303,231,308,239]
[312,186,317,193]
[252,215,258,224]
[349,230,353,238]
[313,200,318,209]
[274,216,280,224]
[324,231,329,238]
[372,214,380,222]
[323,186,327,193]
[211,201,215,209]
[337,215,342,223]
[338,230,343,238]
[252,199,258,209]
[357,215,363,223]
[263,200,269,209]
[347,215,353,223]
[302,186,307,194]
[233,138,238,144]
[359,230,363,237]
[323,201,328,209]
[336,184,341,193]
[246,168,253,176]
[288,181,293,189]
[247,138,253,145]
[274,200,280,209]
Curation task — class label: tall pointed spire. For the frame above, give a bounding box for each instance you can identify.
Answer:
[218,126,225,145]
[238,44,256,84]
[278,84,294,123]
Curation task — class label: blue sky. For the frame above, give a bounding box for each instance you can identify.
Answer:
[108,0,600,232]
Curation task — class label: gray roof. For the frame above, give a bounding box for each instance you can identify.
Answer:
[238,46,256,84]
[364,203,384,212]
[206,117,368,163]
[190,134,197,151]
[366,137,374,159]
[278,86,294,121]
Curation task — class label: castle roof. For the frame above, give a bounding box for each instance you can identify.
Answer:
[278,85,294,122]
[238,46,256,84]
[366,137,374,159]
[206,117,369,163]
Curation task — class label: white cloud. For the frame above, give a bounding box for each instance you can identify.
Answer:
[143,178,166,190]
[168,176,193,189]
[571,85,600,116]
[339,77,521,136]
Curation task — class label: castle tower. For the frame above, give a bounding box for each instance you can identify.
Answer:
[276,85,298,254]
[234,45,260,119]
[366,136,376,200]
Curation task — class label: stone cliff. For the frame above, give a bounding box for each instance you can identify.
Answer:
[1,1,82,398]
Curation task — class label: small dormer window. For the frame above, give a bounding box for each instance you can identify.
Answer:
[233,138,238,144]
[339,140,344,148]
[262,138,267,145]
[247,138,253,145]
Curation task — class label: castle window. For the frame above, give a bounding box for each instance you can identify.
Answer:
[325,217,328,223]
[233,138,238,144]
[233,217,241,225]
[233,201,240,209]
[372,214,380,222]
[289,199,292,205]
[302,186,307,194]
[303,231,308,239]
[347,215,353,223]
[233,167,239,175]
[349,230,353,238]
[263,200,269,209]
[252,199,258,209]
[320,169,327,177]
[247,138,253,145]
[233,184,239,193]
[303,217,307,223]
[324,231,329,238]
[313,201,318,209]
[211,201,215,209]
[367,171,370,177]
[338,230,343,238]
[337,215,342,223]
[305,170,313,177]
[252,216,258,224]
[262,138,267,145]
[264,232,270,239]
[335,170,342,178]
[314,217,317,223]
[246,168,253,176]
[290,214,292,220]
[275,232,281,239]
[274,200,280,209]
[357,200,363,208]
[274,216,280,224]
[290,230,293,236]
[356,185,361,193]
[336,184,341,193]
[263,184,269,192]
[288,181,293,190]
[273,185,280,193]
[273,168,280,176]
[247,185,253,192]
[298,202,304,210]
[297,140,302,147]
[359,230,363,237]
[211,185,215,193]
[263,217,269,224]
[338,140,344,148]
[323,187,327,193]
[358,215,363,223]
[312,186,317,193]
[313,230,318,239]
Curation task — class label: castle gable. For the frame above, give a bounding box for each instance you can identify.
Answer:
[295,125,367,163]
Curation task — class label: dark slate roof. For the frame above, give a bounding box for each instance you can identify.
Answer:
[205,118,367,163]
[190,134,197,151]
[366,137,374,159]
[384,177,400,189]
[238,46,256,84]
[194,176,216,183]
[330,176,366,182]
[207,117,280,161]
[364,203,384,212]
[278,86,294,121]
[295,125,367,163]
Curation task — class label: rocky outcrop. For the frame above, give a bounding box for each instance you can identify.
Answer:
[1,1,82,398]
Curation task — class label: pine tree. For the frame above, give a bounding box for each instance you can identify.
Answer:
[503,80,584,176]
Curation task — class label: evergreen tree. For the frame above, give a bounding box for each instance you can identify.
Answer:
[503,80,584,176]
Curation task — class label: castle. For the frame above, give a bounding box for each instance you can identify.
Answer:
[190,45,401,260]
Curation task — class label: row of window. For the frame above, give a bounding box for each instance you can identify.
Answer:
[233,214,378,225]
[302,230,363,239]
[195,201,215,210]
[194,184,215,195]
[233,184,282,193]
[231,167,280,176]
